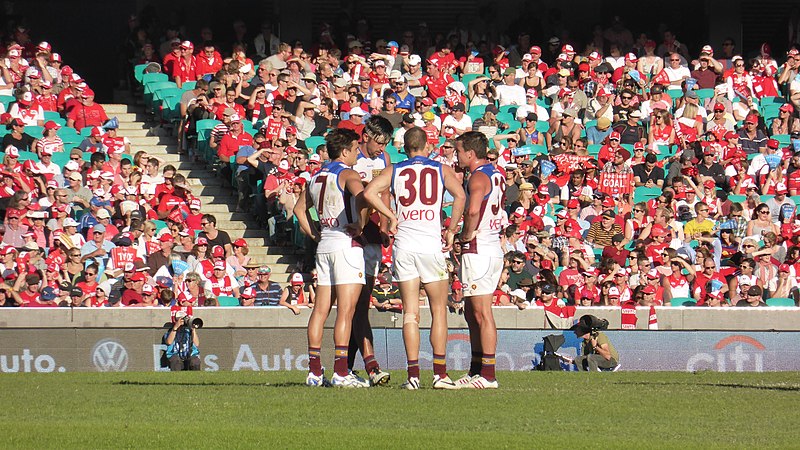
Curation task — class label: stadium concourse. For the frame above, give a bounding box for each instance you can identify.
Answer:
[1,17,800,319]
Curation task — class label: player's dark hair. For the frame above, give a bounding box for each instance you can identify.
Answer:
[403,127,427,154]
[364,115,393,142]
[457,131,489,159]
[325,128,359,160]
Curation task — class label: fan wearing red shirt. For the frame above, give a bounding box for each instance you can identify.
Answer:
[66,88,108,130]
[534,283,576,319]
[214,88,246,121]
[173,41,198,88]
[644,225,670,266]
[162,39,181,76]
[157,174,192,220]
[216,117,253,160]
[36,81,58,112]
[195,42,223,77]
[337,106,366,137]
[692,260,728,306]
[411,63,455,100]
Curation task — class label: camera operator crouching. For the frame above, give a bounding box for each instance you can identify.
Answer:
[163,311,202,371]
[572,320,619,372]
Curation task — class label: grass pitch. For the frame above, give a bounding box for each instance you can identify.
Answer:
[1,371,797,448]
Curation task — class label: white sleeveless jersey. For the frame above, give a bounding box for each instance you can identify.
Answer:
[391,156,445,252]
[461,163,505,258]
[309,161,360,253]
[353,151,390,182]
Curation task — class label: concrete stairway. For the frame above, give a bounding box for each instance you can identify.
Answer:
[102,102,302,284]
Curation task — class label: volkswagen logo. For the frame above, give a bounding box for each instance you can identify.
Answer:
[91,339,129,372]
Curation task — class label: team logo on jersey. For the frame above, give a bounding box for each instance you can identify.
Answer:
[359,272,364,278]
[471,284,477,290]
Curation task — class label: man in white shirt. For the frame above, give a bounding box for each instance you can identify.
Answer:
[496,68,526,106]
[441,103,472,137]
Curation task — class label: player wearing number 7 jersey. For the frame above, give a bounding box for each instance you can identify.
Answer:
[364,127,466,389]
[294,128,370,388]
[454,131,505,389]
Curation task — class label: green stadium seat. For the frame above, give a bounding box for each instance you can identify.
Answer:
[535,121,549,133]
[152,220,168,233]
[727,194,747,203]
[304,136,326,151]
[51,152,70,168]
[0,95,16,110]
[133,64,148,84]
[217,295,240,306]
[498,105,517,116]
[773,134,791,146]
[17,150,38,162]
[695,88,714,101]
[24,126,44,137]
[670,297,697,306]
[633,186,662,204]
[587,144,602,157]
[141,72,168,86]
[766,297,795,307]
[468,104,487,115]
[182,81,197,90]
[43,111,62,122]
[759,96,786,107]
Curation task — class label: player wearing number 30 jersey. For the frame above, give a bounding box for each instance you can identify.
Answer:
[364,127,466,389]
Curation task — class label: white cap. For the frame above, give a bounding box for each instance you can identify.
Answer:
[349,106,366,116]
[407,54,421,65]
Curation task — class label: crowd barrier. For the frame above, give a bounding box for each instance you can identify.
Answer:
[1,308,798,373]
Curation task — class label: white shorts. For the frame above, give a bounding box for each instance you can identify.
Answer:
[460,254,504,297]
[393,248,448,284]
[316,247,366,286]
[363,244,382,278]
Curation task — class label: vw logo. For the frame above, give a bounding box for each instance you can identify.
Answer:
[91,339,129,372]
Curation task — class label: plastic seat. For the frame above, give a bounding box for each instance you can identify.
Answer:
[24,126,44,137]
[181,81,197,91]
[670,297,697,306]
[152,220,168,233]
[51,152,71,168]
[587,144,602,157]
[498,105,517,116]
[0,95,15,110]
[772,134,791,146]
[695,88,715,101]
[217,295,240,306]
[766,297,795,307]
[17,150,38,162]
[633,186,662,204]
[133,64,149,84]
[141,72,168,86]
[468,104,487,115]
[535,121,549,132]
[304,136,326,150]
[727,194,747,203]
[758,96,786,107]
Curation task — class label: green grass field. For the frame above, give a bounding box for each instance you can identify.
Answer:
[1,371,798,448]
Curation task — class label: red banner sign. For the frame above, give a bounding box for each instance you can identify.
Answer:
[552,154,592,174]
[598,172,634,196]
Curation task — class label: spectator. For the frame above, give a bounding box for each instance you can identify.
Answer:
[252,266,282,306]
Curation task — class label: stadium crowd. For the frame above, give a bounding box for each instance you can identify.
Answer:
[1,15,800,315]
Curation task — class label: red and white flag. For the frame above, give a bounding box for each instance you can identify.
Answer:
[648,305,658,330]
[620,300,638,330]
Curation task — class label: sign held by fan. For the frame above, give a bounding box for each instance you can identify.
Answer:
[598,172,634,196]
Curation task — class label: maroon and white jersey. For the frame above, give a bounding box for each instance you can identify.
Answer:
[309,161,360,253]
[461,163,505,257]
[391,156,444,252]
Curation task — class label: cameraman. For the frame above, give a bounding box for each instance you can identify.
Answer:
[572,322,619,372]
[164,312,201,371]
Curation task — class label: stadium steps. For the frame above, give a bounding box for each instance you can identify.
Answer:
[103,102,303,284]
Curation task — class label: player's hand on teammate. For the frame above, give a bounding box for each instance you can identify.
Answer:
[344,222,363,238]
[442,229,456,252]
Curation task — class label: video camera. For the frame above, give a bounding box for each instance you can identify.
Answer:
[174,311,203,329]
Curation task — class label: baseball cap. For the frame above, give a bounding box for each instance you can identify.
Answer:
[233,238,248,247]
[212,245,225,257]
[609,131,621,141]
[745,113,759,124]
[241,287,256,299]
[257,266,271,274]
[158,233,174,242]
[213,261,226,270]
[349,106,366,116]
[713,103,725,112]
[291,273,304,285]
